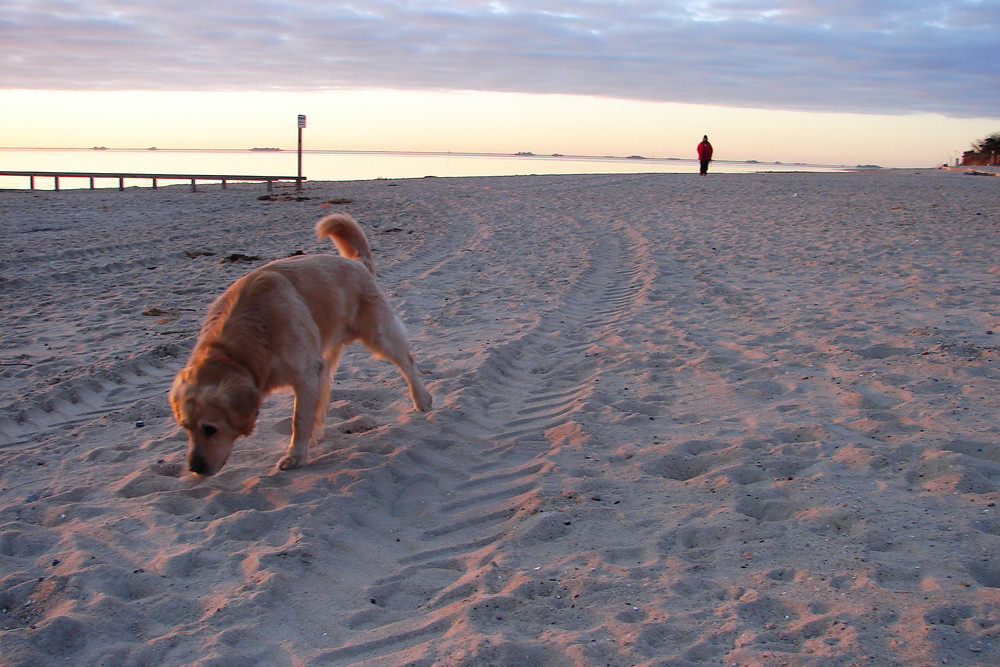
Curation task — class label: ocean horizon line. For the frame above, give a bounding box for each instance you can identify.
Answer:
[0,146,862,170]
[0,147,866,189]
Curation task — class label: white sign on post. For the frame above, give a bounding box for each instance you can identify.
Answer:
[298,114,307,129]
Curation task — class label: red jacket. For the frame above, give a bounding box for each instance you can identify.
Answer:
[697,140,713,161]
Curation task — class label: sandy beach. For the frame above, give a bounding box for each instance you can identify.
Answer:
[1,169,998,666]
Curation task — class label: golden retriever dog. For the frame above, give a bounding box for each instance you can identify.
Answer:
[170,213,432,476]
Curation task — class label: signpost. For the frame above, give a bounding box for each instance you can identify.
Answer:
[296,114,306,190]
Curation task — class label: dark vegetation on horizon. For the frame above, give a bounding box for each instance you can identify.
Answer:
[962,132,1000,166]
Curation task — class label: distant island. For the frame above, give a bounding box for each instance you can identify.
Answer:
[250,147,282,152]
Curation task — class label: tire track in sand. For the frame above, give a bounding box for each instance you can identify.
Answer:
[321,183,660,664]
[0,345,184,447]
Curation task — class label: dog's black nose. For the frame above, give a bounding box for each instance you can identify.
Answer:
[188,453,211,476]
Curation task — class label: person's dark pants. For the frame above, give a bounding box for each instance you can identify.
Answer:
[700,159,710,175]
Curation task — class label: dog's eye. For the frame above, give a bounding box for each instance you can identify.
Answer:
[202,425,217,437]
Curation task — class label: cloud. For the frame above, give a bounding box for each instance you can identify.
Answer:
[2,0,997,117]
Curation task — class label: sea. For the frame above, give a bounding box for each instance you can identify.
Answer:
[0,147,855,190]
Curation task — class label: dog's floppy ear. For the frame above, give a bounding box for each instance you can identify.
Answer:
[222,381,261,436]
[169,371,192,425]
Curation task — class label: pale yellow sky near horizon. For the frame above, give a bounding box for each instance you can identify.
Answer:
[2,89,997,168]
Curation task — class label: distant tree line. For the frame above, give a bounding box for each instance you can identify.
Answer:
[962,132,1000,166]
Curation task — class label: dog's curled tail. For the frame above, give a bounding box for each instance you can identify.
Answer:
[315,213,376,276]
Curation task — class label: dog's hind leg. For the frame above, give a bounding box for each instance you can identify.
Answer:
[363,314,432,412]
[277,356,332,471]
[395,349,432,412]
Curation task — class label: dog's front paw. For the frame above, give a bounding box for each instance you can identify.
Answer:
[277,454,303,471]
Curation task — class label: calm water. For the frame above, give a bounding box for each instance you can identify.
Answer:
[0,148,852,190]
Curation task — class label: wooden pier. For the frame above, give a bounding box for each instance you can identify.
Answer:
[0,170,305,192]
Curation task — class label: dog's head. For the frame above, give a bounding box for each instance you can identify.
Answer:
[169,363,260,476]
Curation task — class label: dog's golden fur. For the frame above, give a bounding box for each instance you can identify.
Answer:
[170,213,432,476]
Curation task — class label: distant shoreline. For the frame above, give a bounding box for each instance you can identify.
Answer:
[0,146,861,170]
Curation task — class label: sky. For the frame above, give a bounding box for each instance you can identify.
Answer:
[2,0,998,167]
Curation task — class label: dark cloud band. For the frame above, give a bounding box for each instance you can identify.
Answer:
[2,0,996,118]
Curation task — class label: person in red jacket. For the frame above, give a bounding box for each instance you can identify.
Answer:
[697,135,714,175]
